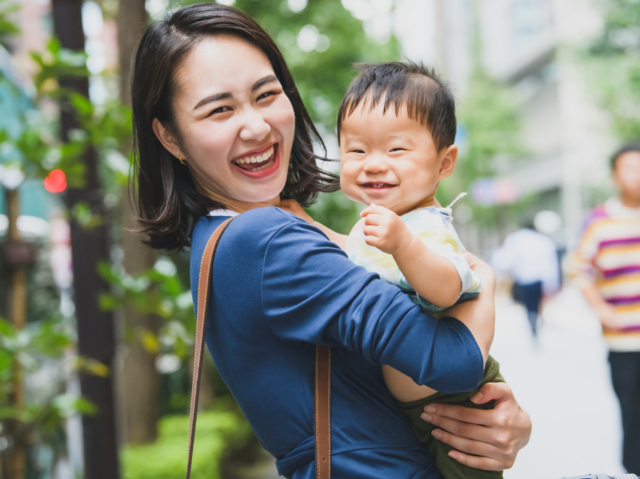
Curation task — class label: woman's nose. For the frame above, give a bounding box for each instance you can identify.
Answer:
[239,108,271,142]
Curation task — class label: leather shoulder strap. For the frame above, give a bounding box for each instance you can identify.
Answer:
[186,216,331,478]
[315,345,331,478]
[186,217,234,479]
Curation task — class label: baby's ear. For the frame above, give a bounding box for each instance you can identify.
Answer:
[438,145,458,180]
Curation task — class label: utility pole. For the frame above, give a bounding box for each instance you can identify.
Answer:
[50,1,120,478]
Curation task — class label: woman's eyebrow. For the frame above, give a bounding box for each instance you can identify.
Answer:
[192,75,278,111]
[251,74,278,91]
[193,92,231,111]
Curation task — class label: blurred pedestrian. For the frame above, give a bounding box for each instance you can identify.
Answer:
[568,143,640,474]
[493,219,560,337]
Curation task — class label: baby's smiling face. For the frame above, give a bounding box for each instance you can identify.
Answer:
[339,100,458,216]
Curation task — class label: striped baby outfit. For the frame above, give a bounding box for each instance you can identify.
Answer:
[569,198,640,351]
[346,206,481,313]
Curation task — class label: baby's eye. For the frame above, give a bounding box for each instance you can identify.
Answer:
[350,149,365,154]
[390,148,406,152]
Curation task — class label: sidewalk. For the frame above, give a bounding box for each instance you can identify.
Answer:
[495,286,625,479]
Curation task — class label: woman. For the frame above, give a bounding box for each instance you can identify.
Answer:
[131,4,531,477]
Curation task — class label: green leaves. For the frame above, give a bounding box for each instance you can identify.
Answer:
[0,316,95,438]
[30,38,89,96]
[0,0,19,47]
[71,201,104,229]
[1,35,133,192]
[98,257,197,359]
[584,0,640,140]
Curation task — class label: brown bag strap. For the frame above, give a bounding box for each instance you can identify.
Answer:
[186,217,234,478]
[186,217,331,479]
[315,345,331,478]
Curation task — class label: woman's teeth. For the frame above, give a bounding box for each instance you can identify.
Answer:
[235,146,275,166]
[245,159,274,172]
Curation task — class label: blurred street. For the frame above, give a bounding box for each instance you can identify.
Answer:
[495,287,626,479]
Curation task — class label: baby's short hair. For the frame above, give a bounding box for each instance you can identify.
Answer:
[337,61,456,151]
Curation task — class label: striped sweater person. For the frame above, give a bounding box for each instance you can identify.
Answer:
[571,145,640,474]
[570,197,640,350]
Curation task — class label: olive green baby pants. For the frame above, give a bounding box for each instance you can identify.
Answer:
[397,355,505,479]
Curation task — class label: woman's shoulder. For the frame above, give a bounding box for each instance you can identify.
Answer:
[191,207,324,255]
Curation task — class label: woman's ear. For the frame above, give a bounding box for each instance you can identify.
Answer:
[438,145,458,181]
[152,118,183,159]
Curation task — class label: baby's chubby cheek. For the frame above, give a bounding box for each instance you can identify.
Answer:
[339,166,360,202]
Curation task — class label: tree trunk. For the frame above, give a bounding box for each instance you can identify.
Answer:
[116,0,160,445]
[51,1,121,478]
[4,188,27,479]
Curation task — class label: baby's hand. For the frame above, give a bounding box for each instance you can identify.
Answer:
[361,204,412,255]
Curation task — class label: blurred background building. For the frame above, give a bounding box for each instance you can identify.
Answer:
[395,0,615,252]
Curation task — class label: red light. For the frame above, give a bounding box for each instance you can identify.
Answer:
[44,169,67,193]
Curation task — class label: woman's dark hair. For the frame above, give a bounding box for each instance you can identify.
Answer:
[131,3,339,250]
[337,61,456,151]
[611,143,640,171]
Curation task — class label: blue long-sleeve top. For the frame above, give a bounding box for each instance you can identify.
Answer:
[190,207,483,478]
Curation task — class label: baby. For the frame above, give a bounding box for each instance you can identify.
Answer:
[335,62,504,479]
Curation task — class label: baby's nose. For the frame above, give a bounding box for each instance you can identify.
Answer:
[363,156,389,172]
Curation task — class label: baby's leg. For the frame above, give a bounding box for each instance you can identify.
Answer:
[382,365,438,402]
[397,356,505,479]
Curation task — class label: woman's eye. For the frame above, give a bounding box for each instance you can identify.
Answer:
[257,90,280,101]
[208,106,231,116]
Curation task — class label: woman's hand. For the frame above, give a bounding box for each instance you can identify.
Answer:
[421,382,531,470]
[279,199,314,224]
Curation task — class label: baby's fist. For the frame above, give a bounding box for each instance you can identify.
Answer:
[360,204,410,255]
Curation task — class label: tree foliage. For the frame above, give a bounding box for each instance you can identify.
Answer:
[0,0,19,48]
[439,68,525,229]
[585,0,640,140]
[0,17,134,477]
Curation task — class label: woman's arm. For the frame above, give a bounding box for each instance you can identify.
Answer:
[258,209,484,394]
[422,382,531,470]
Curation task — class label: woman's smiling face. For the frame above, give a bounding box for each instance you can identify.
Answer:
[152,34,296,210]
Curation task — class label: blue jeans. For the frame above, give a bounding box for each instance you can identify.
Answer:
[511,281,542,336]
